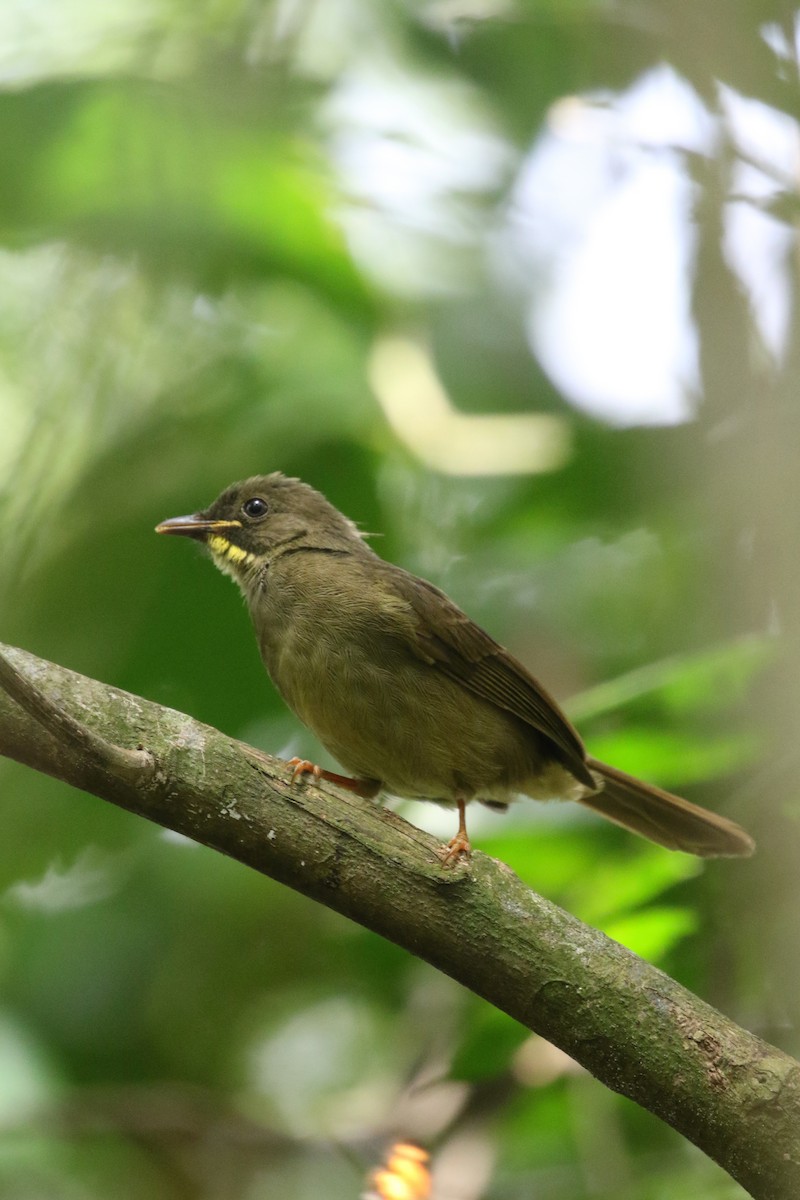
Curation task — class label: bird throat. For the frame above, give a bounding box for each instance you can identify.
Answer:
[207,533,258,582]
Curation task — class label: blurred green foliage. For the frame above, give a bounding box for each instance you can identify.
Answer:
[0,1,798,1198]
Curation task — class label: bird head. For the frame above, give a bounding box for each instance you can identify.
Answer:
[156,473,366,586]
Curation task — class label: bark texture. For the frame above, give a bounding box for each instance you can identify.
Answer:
[0,642,798,1198]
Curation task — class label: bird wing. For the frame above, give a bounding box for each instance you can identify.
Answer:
[391,568,593,787]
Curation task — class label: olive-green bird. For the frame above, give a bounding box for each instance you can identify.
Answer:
[156,474,754,864]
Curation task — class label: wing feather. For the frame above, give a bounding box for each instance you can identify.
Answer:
[390,569,593,787]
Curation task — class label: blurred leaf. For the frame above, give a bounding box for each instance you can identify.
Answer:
[567,844,701,928]
[479,827,600,898]
[602,905,698,960]
[0,79,372,313]
[495,1082,576,1175]
[0,1133,178,1200]
[450,1005,528,1083]
[586,726,761,789]
[567,635,772,724]
[456,12,656,142]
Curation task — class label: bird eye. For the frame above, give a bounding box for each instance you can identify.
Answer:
[242,497,269,518]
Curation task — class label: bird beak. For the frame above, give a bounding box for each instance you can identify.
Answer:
[155,515,242,541]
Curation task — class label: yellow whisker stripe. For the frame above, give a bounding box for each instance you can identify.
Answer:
[207,535,256,565]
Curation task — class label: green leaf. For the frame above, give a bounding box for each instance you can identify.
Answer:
[602,906,698,960]
[450,1004,529,1082]
[0,80,372,313]
[586,726,761,789]
[567,844,701,928]
[567,635,772,724]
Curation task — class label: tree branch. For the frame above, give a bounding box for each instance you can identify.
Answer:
[0,642,797,1199]
[0,646,154,783]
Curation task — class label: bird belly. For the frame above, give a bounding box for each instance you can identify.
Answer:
[266,632,577,806]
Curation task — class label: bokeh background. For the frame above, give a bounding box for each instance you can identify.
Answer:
[1,2,799,1197]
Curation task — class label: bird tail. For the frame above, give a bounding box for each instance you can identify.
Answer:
[582,758,755,858]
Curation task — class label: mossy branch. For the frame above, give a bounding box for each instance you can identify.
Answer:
[0,642,797,1199]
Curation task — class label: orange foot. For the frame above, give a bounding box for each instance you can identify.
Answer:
[436,797,471,867]
[286,758,381,799]
[288,757,322,784]
[437,833,472,867]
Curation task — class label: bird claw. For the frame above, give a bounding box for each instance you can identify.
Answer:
[286,758,381,799]
[287,757,322,784]
[437,834,471,867]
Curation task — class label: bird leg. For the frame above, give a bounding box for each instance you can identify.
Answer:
[438,797,471,865]
[287,757,381,799]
